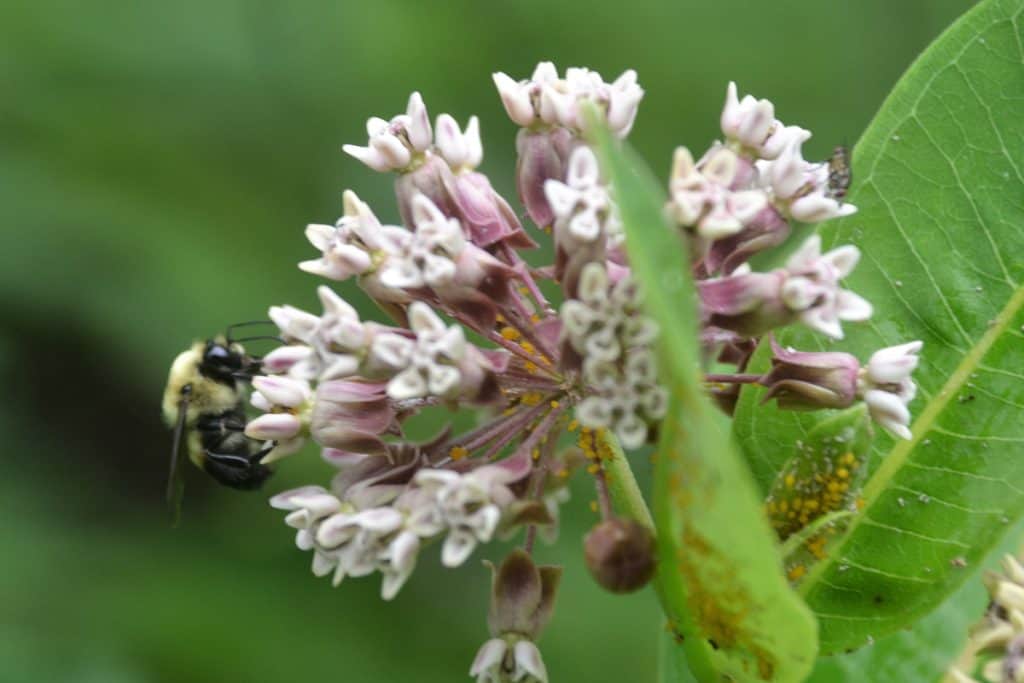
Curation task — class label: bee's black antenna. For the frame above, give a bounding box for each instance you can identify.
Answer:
[226,320,275,344]
[232,335,286,345]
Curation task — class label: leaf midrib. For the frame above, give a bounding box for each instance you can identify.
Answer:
[798,280,1024,598]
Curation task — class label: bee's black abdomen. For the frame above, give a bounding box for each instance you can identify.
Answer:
[203,458,273,490]
[197,407,274,490]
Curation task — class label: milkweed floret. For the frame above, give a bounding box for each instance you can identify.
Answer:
[342,92,432,172]
[667,145,768,240]
[758,339,922,439]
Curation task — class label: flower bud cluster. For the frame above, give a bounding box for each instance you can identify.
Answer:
[492,62,643,136]
[270,450,538,600]
[560,263,665,449]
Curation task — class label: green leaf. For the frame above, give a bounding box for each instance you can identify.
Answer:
[594,127,818,682]
[735,0,1024,654]
[806,518,1024,683]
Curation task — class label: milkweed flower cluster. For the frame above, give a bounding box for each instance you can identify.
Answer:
[233,64,921,681]
[952,554,1024,683]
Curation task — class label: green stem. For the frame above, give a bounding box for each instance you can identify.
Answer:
[599,430,655,529]
[600,430,713,683]
[779,509,855,561]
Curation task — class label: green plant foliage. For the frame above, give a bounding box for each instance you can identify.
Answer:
[733,0,1024,655]
[807,518,1024,682]
[596,129,818,682]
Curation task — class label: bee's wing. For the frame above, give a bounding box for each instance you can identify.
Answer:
[166,395,190,526]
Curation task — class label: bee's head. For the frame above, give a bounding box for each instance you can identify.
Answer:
[198,338,251,384]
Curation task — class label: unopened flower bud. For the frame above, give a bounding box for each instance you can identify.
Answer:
[487,549,561,639]
[515,127,576,228]
[760,342,860,410]
[583,518,656,594]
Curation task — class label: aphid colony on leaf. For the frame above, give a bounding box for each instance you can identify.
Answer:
[160,62,924,683]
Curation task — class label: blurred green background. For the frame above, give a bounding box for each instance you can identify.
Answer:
[0,1,975,681]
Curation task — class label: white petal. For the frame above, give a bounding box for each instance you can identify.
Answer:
[252,375,308,408]
[702,148,738,187]
[269,485,327,510]
[670,146,698,184]
[531,61,558,83]
[342,144,391,173]
[836,289,873,321]
[441,529,478,567]
[577,262,609,303]
[435,113,467,167]
[311,551,336,578]
[729,190,768,222]
[566,146,600,187]
[366,117,389,136]
[305,223,335,251]
[387,367,428,400]
[864,389,912,439]
[464,116,483,168]
[422,254,457,287]
[260,345,312,375]
[823,245,861,278]
[428,364,462,396]
[413,469,462,488]
[356,507,403,533]
[370,133,411,170]
[295,529,315,551]
[405,91,432,151]
[513,641,549,683]
[287,493,340,521]
[786,235,823,271]
[369,333,414,369]
[567,208,602,242]
[770,143,808,199]
[790,193,854,222]
[576,396,612,429]
[284,509,313,529]
[469,639,507,678]
[320,354,360,381]
[407,301,445,333]
[493,72,534,127]
[245,413,301,441]
[780,275,821,311]
[316,513,360,547]
[379,259,425,289]
[801,307,844,340]
[469,505,501,542]
[699,208,744,240]
[616,413,648,451]
[544,180,579,220]
[867,342,921,383]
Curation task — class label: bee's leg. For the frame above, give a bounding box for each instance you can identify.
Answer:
[205,450,251,469]
[248,442,276,465]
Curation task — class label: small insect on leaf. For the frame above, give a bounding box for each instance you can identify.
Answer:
[825,145,852,201]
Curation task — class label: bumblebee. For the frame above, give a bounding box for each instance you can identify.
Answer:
[162,331,275,522]
[826,145,852,201]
